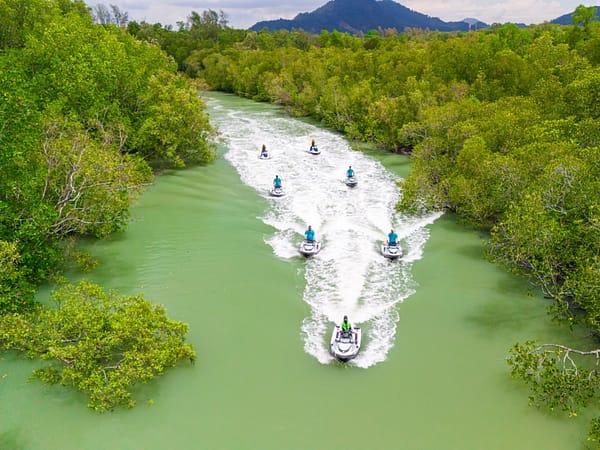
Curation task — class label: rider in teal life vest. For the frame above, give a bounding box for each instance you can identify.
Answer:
[341,315,351,332]
[304,225,315,242]
[388,229,398,246]
[273,175,282,188]
[346,166,354,178]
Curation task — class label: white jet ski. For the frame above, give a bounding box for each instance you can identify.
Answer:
[345,176,358,187]
[330,325,362,362]
[308,146,321,155]
[381,242,402,260]
[258,152,271,160]
[299,239,321,257]
[270,186,285,197]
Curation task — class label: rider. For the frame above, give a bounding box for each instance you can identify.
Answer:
[260,144,268,157]
[388,229,398,247]
[273,175,282,188]
[304,225,315,242]
[310,139,318,152]
[346,166,354,178]
[341,315,351,333]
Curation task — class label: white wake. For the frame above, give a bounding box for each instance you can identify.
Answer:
[206,95,441,367]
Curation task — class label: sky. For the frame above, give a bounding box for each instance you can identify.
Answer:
[90,0,599,29]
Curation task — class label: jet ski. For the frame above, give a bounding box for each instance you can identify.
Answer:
[270,186,284,197]
[345,176,358,187]
[381,242,402,260]
[258,152,271,160]
[299,239,321,257]
[308,146,321,155]
[330,325,362,362]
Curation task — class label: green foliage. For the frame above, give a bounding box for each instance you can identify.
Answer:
[63,238,99,273]
[589,417,600,443]
[508,341,600,442]
[489,149,600,306]
[447,136,522,227]
[39,117,152,237]
[0,4,210,413]
[563,67,600,118]
[132,71,216,168]
[508,341,598,414]
[0,0,61,49]
[0,281,195,411]
[572,5,598,27]
[0,241,36,314]
[0,0,215,292]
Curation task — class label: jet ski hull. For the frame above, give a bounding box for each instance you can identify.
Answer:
[345,177,358,187]
[299,240,321,257]
[259,153,271,160]
[330,325,361,362]
[381,244,402,260]
[308,148,321,155]
[270,187,284,197]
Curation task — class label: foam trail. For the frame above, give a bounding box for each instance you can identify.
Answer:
[206,95,442,367]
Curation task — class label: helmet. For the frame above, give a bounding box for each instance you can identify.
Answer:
[343,315,348,320]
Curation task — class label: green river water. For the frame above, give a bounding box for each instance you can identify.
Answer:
[0,92,594,449]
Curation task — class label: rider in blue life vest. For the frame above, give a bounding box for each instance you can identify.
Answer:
[304,225,315,242]
[346,166,354,178]
[260,144,268,157]
[388,229,398,246]
[273,175,282,188]
[310,140,318,152]
[341,315,351,332]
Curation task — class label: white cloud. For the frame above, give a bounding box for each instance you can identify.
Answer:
[400,0,597,24]
[88,0,598,29]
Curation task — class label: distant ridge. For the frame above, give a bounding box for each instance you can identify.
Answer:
[249,0,488,34]
[551,5,600,24]
[250,1,600,35]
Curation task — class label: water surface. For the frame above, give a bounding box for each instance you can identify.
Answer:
[0,92,592,450]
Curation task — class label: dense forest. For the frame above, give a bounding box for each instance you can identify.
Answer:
[0,0,215,410]
[1,0,600,441]
[128,7,600,440]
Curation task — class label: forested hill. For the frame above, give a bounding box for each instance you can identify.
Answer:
[552,5,600,24]
[250,0,488,34]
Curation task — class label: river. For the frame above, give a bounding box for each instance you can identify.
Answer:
[0,92,591,449]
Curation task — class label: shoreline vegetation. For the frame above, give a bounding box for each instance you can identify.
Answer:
[0,0,214,411]
[1,0,599,442]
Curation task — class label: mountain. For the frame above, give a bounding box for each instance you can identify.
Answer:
[249,0,488,34]
[551,6,600,25]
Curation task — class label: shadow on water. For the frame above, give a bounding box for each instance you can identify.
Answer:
[464,282,548,337]
[463,255,593,349]
[428,213,550,337]
[423,213,590,350]
[353,141,412,179]
[0,429,26,450]
[455,240,487,260]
